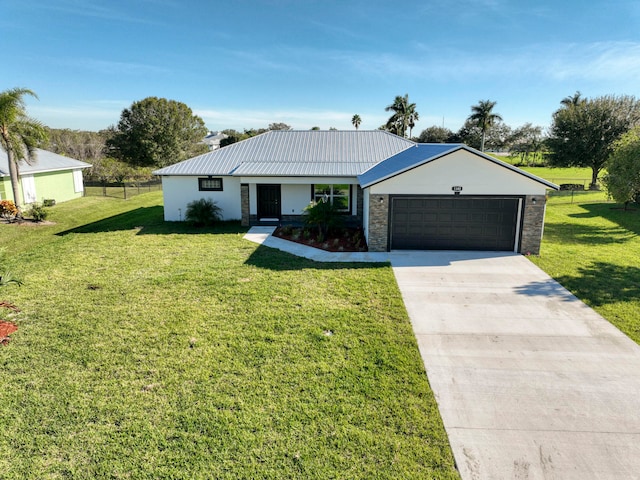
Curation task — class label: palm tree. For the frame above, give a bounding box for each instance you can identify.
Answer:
[468,99,502,152]
[0,88,47,214]
[561,91,585,108]
[351,114,362,130]
[385,94,419,138]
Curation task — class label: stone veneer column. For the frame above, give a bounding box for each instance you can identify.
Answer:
[368,194,389,252]
[520,195,546,255]
[241,184,250,227]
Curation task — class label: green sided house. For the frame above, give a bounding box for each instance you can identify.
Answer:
[0,148,91,205]
[154,130,558,254]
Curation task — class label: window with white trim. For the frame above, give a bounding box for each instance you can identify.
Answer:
[313,184,350,212]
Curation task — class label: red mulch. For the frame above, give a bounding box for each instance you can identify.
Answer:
[0,321,18,346]
[273,226,367,252]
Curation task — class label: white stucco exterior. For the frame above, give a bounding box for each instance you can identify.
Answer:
[369,150,549,196]
[161,176,242,221]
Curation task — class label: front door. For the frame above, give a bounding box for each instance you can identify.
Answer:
[257,184,281,220]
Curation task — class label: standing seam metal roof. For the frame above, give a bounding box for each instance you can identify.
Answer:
[0,148,91,176]
[153,130,416,177]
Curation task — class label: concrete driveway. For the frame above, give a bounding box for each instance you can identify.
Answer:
[392,251,640,480]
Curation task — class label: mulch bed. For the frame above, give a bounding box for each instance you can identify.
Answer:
[273,226,368,252]
[0,321,18,346]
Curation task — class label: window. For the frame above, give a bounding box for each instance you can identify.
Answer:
[313,184,350,212]
[198,177,223,191]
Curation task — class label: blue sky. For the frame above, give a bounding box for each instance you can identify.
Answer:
[3,0,640,134]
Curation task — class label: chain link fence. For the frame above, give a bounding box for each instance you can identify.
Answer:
[84,179,162,199]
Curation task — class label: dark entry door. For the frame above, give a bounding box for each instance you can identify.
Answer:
[257,184,281,219]
[390,196,519,251]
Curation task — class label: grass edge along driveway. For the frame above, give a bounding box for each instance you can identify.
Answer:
[0,192,459,479]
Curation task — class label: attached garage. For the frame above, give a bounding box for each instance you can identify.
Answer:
[359,144,558,254]
[390,196,520,251]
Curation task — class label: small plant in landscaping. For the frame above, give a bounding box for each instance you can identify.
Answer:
[0,200,18,222]
[26,202,49,222]
[185,198,222,227]
[303,199,344,237]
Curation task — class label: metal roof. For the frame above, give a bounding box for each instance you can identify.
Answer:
[358,143,461,187]
[153,130,415,177]
[358,143,559,190]
[0,148,91,176]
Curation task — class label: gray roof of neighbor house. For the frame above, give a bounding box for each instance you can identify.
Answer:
[153,130,416,177]
[0,148,91,177]
[358,143,559,189]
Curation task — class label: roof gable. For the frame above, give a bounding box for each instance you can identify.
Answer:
[0,148,91,176]
[153,130,415,177]
[358,144,559,190]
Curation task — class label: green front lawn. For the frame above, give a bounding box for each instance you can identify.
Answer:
[531,201,640,342]
[0,193,458,479]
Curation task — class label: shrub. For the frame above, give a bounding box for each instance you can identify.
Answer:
[0,200,18,222]
[303,200,344,236]
[26,202,49,222]
[185,198,222,227]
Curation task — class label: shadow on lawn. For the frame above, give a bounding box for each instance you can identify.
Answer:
[569,203,640,236]
[244,244,387,272]
[544,202,639,246]
[517,262,640,307]
[56,206,246,236]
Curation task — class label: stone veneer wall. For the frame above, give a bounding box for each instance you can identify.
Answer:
[241,184,249,227]
[520,195,547,255]
[368,194,389,252]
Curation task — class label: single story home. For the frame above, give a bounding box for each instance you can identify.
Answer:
[0,148,91,205]
[154,130,558,254]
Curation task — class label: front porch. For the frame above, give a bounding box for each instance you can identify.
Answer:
[240,180,363,227]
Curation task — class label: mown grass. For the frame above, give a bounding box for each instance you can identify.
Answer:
[0,192,458,479]
[531,201,640,342]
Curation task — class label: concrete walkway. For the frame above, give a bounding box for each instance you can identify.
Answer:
[244,228,640,479]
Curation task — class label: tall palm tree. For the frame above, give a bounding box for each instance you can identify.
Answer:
[385,94,419,138]
[561,91,585,108]
[468,99,502,152]
[351,114,362,130]
[0,88,47,214]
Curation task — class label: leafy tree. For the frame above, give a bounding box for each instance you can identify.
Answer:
[547,95,640,189]
[467,100,503,152]
[455,118,511,151]
[385,94,419,138]
[508,123,547,166]
[43,128,108,162]
[268,123,292,131]
[603,126,640,208]
[351,114,362,130]
[310,126,321,131]
[107,97,208,168]
[0,87,48,213]
[416,125,455,143]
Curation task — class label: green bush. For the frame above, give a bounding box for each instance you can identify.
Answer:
[185,198,222,227]
[303,200,344,236]
[26,202,49,222]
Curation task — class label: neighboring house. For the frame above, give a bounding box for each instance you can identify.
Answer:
[0,148,91,205]
[201,131,229,151]
[154,130,558,254]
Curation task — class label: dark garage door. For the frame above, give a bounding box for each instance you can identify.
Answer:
[390,197,520,251]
